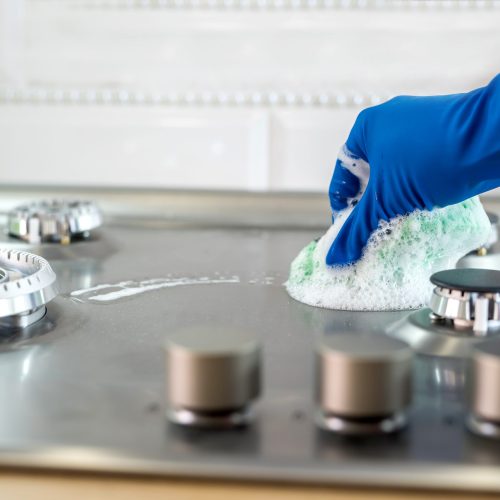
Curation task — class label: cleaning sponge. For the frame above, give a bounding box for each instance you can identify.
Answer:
[286,197,491,311]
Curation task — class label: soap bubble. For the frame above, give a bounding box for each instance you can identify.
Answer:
[286,197,490,311]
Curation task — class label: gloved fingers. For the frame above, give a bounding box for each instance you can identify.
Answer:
[473,179,500,198]
[328,107,373,216]
[345,108,371,162]
[328,157,361,213]
[328,144,371,216]
[326,188,380,266]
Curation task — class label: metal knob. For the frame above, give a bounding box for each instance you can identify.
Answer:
[315,334,412,435]
[467,339,500,439]
[165,326,261,428]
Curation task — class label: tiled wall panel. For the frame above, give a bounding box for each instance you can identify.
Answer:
[17,3,500,94]
[1,0,499,192]
[0,105,269,189]
[270,108,361,191]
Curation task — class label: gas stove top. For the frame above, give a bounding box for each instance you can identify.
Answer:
[0,189,499,493]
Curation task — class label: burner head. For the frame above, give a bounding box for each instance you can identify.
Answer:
[0,249,58,328]
[429,269,500,335]
[8,200,102,244]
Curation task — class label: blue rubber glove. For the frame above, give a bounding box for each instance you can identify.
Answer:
[327,74,500,267]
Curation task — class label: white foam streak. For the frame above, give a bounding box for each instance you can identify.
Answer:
[70,282,134,296]
[70,276,240,303]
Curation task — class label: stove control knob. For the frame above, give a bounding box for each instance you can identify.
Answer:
[315,334,412,435]
[165,327,261,428]
[467,339,500,439]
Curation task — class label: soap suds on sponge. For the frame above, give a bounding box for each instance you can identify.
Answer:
[286,197,491,311]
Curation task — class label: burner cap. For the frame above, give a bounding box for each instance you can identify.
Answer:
[8,200,102,244]
[0,249,58,328]
[430,269,500,293]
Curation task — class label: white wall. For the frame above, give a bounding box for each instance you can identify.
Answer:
[0,0,499,191]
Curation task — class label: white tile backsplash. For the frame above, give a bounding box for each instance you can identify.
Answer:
[270,108,361,191]
[17,4,500,93]
[0,105,270,189]
[0,0,499,192]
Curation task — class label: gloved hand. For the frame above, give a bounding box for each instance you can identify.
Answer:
[327,74,500,266]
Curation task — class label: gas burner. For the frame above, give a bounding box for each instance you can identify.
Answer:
[8,200,102,245]
[0,249,58,328]
[429,268,500,335]
[387,268,500,358]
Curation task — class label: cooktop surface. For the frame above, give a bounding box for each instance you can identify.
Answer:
[0,189,499,493]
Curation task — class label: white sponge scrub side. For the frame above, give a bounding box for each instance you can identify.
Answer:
[286,197,491,311]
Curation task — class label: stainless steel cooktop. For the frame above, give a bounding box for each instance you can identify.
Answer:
[0,188,499,493]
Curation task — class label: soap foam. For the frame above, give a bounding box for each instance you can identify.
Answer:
[286,197,491,311]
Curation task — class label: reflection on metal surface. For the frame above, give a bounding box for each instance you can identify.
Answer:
[21,349,35,381]
[467,339,500,439]
[414,356,468,401]
[467,414,500,440]
[316,411,407,436]
[433,364,466,392]
[167,406,254,429]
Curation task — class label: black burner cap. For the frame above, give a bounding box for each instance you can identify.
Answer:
[487,212,499,225]
[430,269,500,293]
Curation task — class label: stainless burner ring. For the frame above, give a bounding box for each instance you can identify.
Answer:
[0,249,58,328]
[0,268,7,284]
